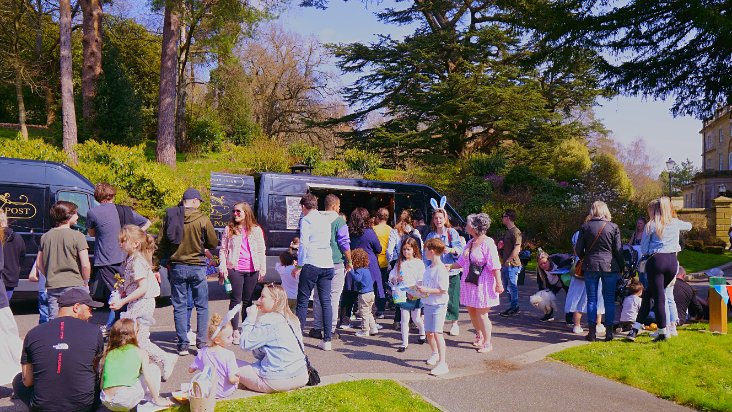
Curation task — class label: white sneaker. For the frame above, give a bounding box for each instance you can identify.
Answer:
[572,325,584,335]
[355,331,370,337]
[369,328,379,335]
[596,324,606,336]
[162,354,178,381]
[187,331,197,347]
[339,323,353,330]
[318,340,332,351]
[448,322,460,336]
[375,323,384,330]
[429,362,449,376]
[426,353,439,366]
[669,325,679,336]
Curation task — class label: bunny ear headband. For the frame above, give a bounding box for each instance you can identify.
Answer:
[430,196,447,210]
[211,303,242,340]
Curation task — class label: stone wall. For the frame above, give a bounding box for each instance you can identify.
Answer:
[676,208,709,230]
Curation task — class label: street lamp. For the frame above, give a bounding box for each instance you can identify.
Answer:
[720,184,727,196]
[665,157,677,197]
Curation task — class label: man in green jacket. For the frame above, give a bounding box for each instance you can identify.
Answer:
[155,188,218,355]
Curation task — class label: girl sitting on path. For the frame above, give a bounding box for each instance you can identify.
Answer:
[389,237,427,352]
[238,284,309,393]
[100,319,172,411]
[417,238,450,376]
[110,225,177,381]
[188,313,240,399]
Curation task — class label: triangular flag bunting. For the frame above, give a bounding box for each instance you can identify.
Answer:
[712,285,730,305]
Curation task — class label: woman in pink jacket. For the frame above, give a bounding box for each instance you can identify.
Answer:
[219,202,266,344]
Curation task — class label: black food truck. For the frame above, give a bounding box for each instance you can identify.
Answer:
[210,172,465,282]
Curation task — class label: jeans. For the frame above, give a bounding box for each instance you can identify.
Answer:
[47,286,88,320]
[376,266,389,313]
[665,279,679,325]
[501,266,521,310]
[295,264,334,341]
[227,270,259,330]
[313,263,346,332]
[584,271,618,327]
[6,288,14,300]
[38,290,50,324]
[170,264,209,350]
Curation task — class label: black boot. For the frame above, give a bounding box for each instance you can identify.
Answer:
[604,328,614,342]
[565,312,573,326]
[652,333,667,342]
[625,328,639,342]
[585,323,597,342]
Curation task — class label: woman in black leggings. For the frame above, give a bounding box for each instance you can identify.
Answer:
[626,197,691,342]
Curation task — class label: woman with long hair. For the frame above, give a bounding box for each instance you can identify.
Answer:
[100,319,171,411]
[219,202,266,344]
[110,225,176,380]
[346,207,384,325]
[575,201,624,341]
[386,210,423,265]
[424,208,463,335]
[627,197,692,342]
[238,284,309,393]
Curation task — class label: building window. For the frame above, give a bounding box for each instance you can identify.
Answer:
[720,129,724,143]
[706,135,712,149]
[706,158,712,169]
[690,193,694,208]
[720,153,724,170]
[728,152,732,171]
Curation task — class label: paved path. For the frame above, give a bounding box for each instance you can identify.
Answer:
[1,270,698,411]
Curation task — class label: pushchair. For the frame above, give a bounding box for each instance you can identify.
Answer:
[615,245,641,304]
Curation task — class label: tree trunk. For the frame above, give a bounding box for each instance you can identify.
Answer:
[174,22,188,152]
[15,70,28,141]
[156,2,180,167]
[59,0,78,162]
[80,0,103,138]
[45,86,57,127]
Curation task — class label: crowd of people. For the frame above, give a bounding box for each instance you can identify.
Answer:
[0,182,711,411]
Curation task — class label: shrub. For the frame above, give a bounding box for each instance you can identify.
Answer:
[313,159,347,177]
[685,240,705,251]
[704,245,726,254]
[463,152,506,177]
[187,116,225,153]
[0,137,68,162]
[224,139,290,174]
[343,149,382,175]
[288,143,322,168]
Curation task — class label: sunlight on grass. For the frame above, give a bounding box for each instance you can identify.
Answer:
[165,379,439,412]
[678,250,732,273]
[550,322,732,411]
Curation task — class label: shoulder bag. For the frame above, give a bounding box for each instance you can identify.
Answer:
[465,240,486,285]
[574,222,607,280]
[285,319,320,386]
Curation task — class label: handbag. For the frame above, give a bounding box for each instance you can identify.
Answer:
[286,319,320,386]
[465,241,486,286]
[574,222,607,279]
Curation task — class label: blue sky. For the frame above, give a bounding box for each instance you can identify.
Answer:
[276,1,702,173]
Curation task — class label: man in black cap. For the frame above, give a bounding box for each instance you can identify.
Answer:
[13,288,104,412]
[154,188,218,355]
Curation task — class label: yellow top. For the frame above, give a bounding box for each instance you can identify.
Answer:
[373,223,392,268]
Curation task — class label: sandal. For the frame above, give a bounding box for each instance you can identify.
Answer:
[477,342,493,353]
[472,333,484,347]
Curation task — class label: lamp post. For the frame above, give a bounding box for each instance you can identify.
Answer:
[720,184,727,197]
[665,157,677,197]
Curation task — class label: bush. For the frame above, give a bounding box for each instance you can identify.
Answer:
[0,137,68,162]
[464,152,506,177]
[187,116,225,153]
[288,143,322,168]
[224,139,290,174]
[684,240,705,251]
[343,149,382,175]
[704,245,726,254]
[313,159,347,176]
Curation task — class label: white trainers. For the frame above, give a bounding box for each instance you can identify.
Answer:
[429,362,449,376]
[669,324,679,336]
[162,354,178,382]
[187,331,197,347]
[426,353,439,366]
[375,323,384,330]
[369,328,379,335]
[355,331,370,337]
[596,324,606,336]
[318,340,332,351]
[572,325,584,335]
[448,322,460,336]
[339,323,354,330]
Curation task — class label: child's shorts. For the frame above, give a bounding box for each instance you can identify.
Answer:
[423,303,447,333]
[100,377,145,411]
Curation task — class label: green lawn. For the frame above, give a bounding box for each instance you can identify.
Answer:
[550,322,732,411]
[165,379,439,412]
[0,125,52,141]
[677,249,732,274]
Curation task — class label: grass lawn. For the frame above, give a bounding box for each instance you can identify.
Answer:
[550,322,732,411]
[678,249,732,273]
[164,379,439,412]
[0,125,52,141]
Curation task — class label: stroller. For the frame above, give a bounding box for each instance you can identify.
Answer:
[615,245,641,304]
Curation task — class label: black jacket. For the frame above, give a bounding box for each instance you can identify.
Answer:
[1,227,26,288]
[576,218,624,273]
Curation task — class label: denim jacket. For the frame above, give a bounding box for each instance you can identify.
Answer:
[640,219,692,255]
[239,312,307,380]
[423,228,463,267]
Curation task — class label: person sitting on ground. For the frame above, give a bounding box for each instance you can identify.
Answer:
[0,279,22,385]
[536,250,573,324]
[351,248,378,337]
[389,237,427,352]
[276,251,299,312]
[673,266,705,325]
[100,319,172,411]
[13,288,104,412]
[615,279,643,332]
[110,225,177,381]
[238,284,309,393]
[189,313,240,399]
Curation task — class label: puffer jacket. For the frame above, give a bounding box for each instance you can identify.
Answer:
[219,224,266,273]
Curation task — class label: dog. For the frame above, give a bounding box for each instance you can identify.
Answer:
[529,290,557,321]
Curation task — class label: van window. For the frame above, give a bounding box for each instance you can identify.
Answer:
[57,191,91,234]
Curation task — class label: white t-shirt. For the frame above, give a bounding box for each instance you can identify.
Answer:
[422,264,449,306]
[276,263,298,299]
[388,259,425,287]
[620,294,642,322]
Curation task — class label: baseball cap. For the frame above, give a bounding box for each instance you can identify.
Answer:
[57,288,104,308]
[182,188,203,201]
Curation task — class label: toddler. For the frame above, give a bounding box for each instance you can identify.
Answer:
[276,251,298,312]
[616,279,643,332]
[189,313,240,399]
[100,319,171,411]
[350,249,378,337]
[417,238,450,376]
[388,237,426,352]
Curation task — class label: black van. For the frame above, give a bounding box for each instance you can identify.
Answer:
[0,157,175,300]
[210,172,465,282]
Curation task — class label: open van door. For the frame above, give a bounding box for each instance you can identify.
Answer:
[210,172,256,231]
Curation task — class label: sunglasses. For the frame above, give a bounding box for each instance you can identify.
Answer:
[233,209,244,215]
